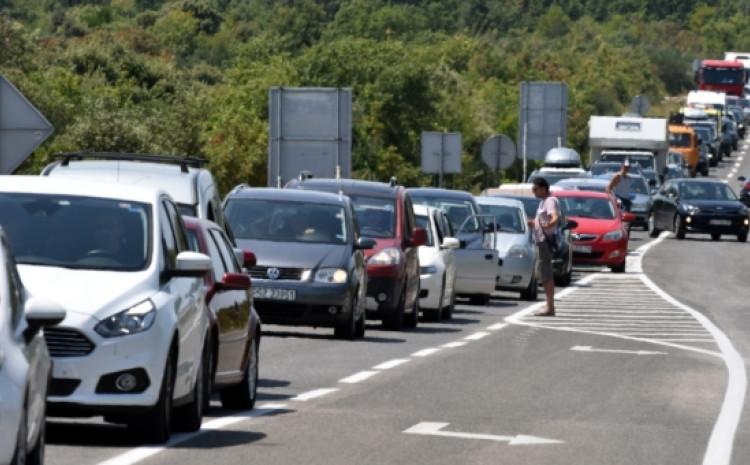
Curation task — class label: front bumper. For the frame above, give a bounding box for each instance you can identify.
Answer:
[0,372,23,463]
[682,214,749,235]
[571,238,628,267]
[419,271,443,310]
[495,255,534,291]
[630,209,649,226]
[252,279,353,326]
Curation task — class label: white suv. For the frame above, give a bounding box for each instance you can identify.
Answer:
[0,176,213,443]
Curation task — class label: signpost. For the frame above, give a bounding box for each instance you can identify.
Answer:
[420,131,462,187]
[630,95,651,116]
[519,82,568,180]
[0,74,54,173]
[480,134,517,171]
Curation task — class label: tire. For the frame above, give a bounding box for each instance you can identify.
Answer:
[469,294,490,306]
[26,400,45,465]
[354,301,366,339]
[383,290,405,331]
[648,212,660,238]
[12,400,27,465]
[610,261,626,273]
[220,336,259,410]
[441,289,455,321]
[334,295,357,340]
[673,214,686,240]
[424,277,445,322]
[738,232,748,243]
[520,276,538,301]
[403,294,419,329]
[711,233,721,241]
[174,343,207,433]
[554,267,572,287]
[132,349,175,443]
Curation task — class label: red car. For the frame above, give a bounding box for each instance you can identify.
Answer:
[183,217,262,410]
[553,190,635,273]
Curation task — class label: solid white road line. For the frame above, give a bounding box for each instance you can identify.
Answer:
[571,345,667,356]
[292,388,339,402]
[441,341,468,348]
[373,358,410,370]
[339,370,379,384]
[411,347,441,357]
[464,331,490,341]
[98,403,288,465]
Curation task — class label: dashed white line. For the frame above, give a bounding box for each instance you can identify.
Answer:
[487,323,507,331]
[339,370,379,384]
[441,341,468,348]
[373,358,410,370]
[292,388,339,402]
[464,331,490,341]
[412,347,441,357]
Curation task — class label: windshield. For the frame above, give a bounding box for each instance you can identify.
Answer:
[478,205,525,233]
[680,182,739,201]
[415,215,434,246]
[225,199,348,244]
[0,193,151,271]
[693,126,712,142]
[601,153,654,170]
[669,132,692,147]
[702,67,744,85]
[558,196,616,220]
[629,177,650,195]
[411,196,480,233]
[349,195,396,238]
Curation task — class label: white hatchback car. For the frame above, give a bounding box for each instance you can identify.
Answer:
[0,176,213,444]
[413,205,459,321]
[0,230,66,465]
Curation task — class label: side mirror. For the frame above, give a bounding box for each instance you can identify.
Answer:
[219,272,251,291]
[622,212,636,223]
[409,228,427,247]
[562,220,578,231]
[24,297,66,342]
[459,239,467,249]
[441,237,460,249]
[356,237,377,250]
[172,251,212,278]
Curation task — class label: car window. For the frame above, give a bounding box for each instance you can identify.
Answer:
[404,196,416,239]
[186,228,201,253]
[479,204,525,233]
[0,193,151,272]
[164,200,189,252]
[680,182,738,201]
[411,195,480,233]
[433,211,445,245]
[160,203,178,270]
[441,213,454,237]
[347,195,396,239]
[203,229,226,282]
[177,203,197,217]
[210,229,241,274]
[415,215,434,246]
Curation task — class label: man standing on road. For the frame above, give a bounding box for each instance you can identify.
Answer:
[528,178,560,317]
[606,160,633,211]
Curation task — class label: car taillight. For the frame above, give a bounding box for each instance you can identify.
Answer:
[744,182,750,190]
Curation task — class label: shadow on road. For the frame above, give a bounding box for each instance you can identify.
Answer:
[172,430,266,449]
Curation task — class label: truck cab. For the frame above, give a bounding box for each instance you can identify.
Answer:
[668,124,699,177]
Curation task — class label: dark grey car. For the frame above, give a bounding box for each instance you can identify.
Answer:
[223,188,374,339]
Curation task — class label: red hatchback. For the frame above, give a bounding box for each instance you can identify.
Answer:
[553,190,635,273]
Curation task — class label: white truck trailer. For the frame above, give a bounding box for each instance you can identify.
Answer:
[588,116,669,177]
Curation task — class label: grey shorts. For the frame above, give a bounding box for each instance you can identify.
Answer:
[535,241,554,283]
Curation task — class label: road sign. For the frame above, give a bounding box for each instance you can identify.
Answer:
[519,82,568,180]
[421,131,462,187]
[0,74,54,174]
[268,87,352,187]
[404,422,563,446]
[630,95,651,116]
[481,134,516,171]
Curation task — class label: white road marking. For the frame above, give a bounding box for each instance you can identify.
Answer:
[403,422,563,445]
[339,370,379,384]
[373,358,410,370]
[411,347,441,357]
[441,341,468,348]
[292,388,339,402]
[464,331,490,341]
[98,403,287,465]
[487,323,507,331]
[571,345,667,355]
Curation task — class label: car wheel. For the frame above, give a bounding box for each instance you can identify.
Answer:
[174,342,207,433]
[738,232,748,243]
[132,349,175,443]
[469,294,490,306]
[403,293,419,329]
[12,399,27,465]
[354,307,366,339]
[610,261,626,273]
[220,336,259,410]
[711,233,721,241]
[673,215,686,240]
[26,398,45,465]
[647,212,660,238]
[520,276,538,301]
[334,295,357,340]
[383,290,405,331]
[442,289,455,321]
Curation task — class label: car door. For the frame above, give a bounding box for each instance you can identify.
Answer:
[453,212,498,296]
[652,183,670,230]
[434,210,455,307]
[208,228,251,376]
[402,195,420,308]
[661,183,681,229]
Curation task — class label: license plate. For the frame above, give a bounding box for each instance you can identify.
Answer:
[709,219,732,226]
[573,245,592,254]
[252,287,296,301]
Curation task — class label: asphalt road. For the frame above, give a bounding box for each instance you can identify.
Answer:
[45,145,749,465]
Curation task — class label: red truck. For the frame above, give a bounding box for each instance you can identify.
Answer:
[696,59,746,97]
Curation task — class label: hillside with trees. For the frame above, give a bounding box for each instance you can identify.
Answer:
[2,0,750,192]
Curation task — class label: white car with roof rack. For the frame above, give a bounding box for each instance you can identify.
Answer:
[0,176,213,444]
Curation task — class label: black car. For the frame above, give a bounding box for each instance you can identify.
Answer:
[482,193,574,286]
[223,187,375,339]
[648,179,749,242]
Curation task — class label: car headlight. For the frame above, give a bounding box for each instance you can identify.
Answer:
[95,300,156,338]
[368,248,402,266]
[507,245,529,259]
[682,204,700,214]
[602,230,624,242]
[314,268,348,283]
[420,265,438,275]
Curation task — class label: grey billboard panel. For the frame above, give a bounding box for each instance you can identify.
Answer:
[519,82,568,161]
[268,87,352,187]
[0,74,54,174]
[481,134,516,171]
[420,132,462,174]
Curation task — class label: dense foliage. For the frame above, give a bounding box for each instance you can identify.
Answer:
[2,0,750,193]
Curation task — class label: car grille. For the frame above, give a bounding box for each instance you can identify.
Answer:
[572,233,598,242]
[44,327,95,358]
[698,207,742,215]
[247,266,305,281]
[49,378,81,397]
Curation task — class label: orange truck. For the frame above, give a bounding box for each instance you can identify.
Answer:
[668,124,699,177]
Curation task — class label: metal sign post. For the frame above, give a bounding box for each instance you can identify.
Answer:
[421,131,462,186]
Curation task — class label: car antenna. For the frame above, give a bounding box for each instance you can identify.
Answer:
[298,170,313,182]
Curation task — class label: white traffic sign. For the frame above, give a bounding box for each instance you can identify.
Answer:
[403,422,563,446]
[571,345,667,356]
[481,134,516,171]
[0,74,54,174]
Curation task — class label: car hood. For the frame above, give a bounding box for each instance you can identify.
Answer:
[631,193,652,205]
[681,199,745,210]
[17,265,155,322]
[492,232,531,257]
[568,217,623,235]
[236,239,349,269]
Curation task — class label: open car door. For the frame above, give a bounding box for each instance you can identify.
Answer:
[453,214,498,297]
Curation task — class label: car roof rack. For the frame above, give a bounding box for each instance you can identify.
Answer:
[53,152,207,173]
[389,176,397,187]
[297,170,314,182]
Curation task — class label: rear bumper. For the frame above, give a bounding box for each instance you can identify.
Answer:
[571,240,628,267]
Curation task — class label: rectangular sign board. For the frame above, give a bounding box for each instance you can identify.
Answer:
[268,87,352,187]
[519,82,568,161]
[420,131,462,175]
